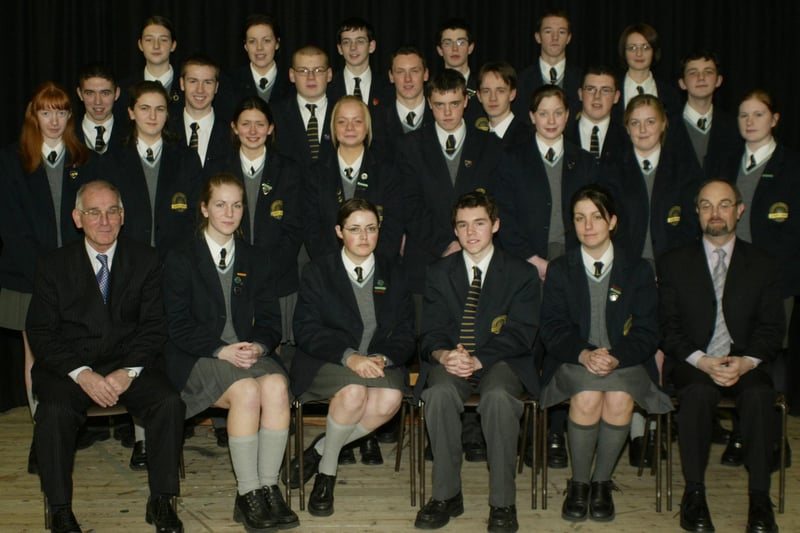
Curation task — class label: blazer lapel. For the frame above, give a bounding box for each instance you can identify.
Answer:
[196,239,226,311]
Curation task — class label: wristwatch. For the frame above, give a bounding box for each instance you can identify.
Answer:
[127,369,139,379]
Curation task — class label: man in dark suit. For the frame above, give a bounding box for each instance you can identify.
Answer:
[75,63,123,156]
[327,17,388,111]
[27,180,185,533]
[658,179,783,533]
[476,62,531,149]
[414,191,539,532]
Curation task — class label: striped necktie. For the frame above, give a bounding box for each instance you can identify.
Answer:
[589,125,600,158]
[353,77,362,98]
[96,254,110,304]
[549,67,558,85]
[189,122,199,150]
[445,134,456,156]
[94,125,106,152]
[458,266,482,353]
[306,103,320,160]
[706,248,732,357]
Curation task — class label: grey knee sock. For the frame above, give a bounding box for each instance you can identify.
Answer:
[567,418,599,484]
[229,433,260,494]
[318,416,356,476]
[258,427,289,487]
[593,420,630,481]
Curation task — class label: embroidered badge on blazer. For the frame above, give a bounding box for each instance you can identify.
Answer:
[170,192,188,212]
[491,314,508,334]
[623,315,633,336]
[270,199,284,220]
[768,202,789,222]
[667,205,682,226]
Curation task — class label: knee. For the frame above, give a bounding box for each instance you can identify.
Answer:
[478,387,519,419]
[334,384,368,411]
[370,389,402,418]
[260,374,290,404]
[603,392,634,418]
[570,392,603,418]
[737,384,776,409]
[229,378,261,410]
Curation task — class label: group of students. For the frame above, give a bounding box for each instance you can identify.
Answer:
[1,7,796,533]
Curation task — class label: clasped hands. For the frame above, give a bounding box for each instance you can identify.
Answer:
[218,341,265,369]
[347,353,388,379]
[579,348,619,376]
[76,368,135,408]
[698,355,754,387]
[437,344,483,378]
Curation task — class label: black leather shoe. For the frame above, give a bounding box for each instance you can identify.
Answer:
[589,481,615,521]
[233,488,276,530]
[338,444,356,465]
[27,440,38,474]
[464,441,487,462]
[561,479,590,522]
[214,427,229,448]
[547,432,568,469]
[375,416,399,444]
[262,484,299,529]
[308,473,336,517]
[51,507,82,533]
[285,433,323,488]
[146,495,184,533]
[711,416,731,445]
[360,435,384,465]
[75,426,110,450]
[680,489,715,532]
[414,491,464,529]
[746,492,778,533]
[130,440,147,470]
[721,433,744,466]
[114,421,135,448]
[488,505,518,533]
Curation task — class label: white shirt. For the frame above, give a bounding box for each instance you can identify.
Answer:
[535,136,564,165]
[344,66,373,104]
[581,243,614,280]
[338,150,364,183]
[578,115,610,153]
[395,100,425,129]
[435,121,466,159]
[490,112,515,139]
[623,72,657,108]
[539,57,566,85]
[341,249,375,287]
[183,109,215,164]
[240,147,266,178]
[744,138,777,173]
[683,103,713,134]
[82,115,114,152]
[297,94,328,142]
[144,65,174,91]
[462,245,494,288]
[635,146,661,174]
[204,231,235,272]
[136,138,163,165]
[250,62,277,91]
[41,142,65,166]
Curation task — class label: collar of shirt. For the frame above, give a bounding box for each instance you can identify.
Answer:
[204,231,235,270]
[344,66,372,102]
[535,136,564,164]
[395,99,426,127]
[539,57,566,84]
[82,116,114,148]
[578,115,610,150]
[435,121,466,155]
[703,234,735,272]
[581,242,614,278]
[623,72,657,106]
[338,149,364,181]
[85,238,118,273]
[635,145,661,172]
[137,138,163,163]
[240,147,266,178]
[251,61,277,90]
[745,138,777,170]
[462,245,494,288]
[42,141,65,164]
[297,94,328,133]
[341,248,375,285]
[144,65,174,90]
[683,103,713,133]
[490,112,515,139]
[184,109,215,156]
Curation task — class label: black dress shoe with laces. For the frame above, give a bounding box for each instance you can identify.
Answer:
[308,473,336,517]
[721,433,744,466]
[359,434,384,465]
[547,432,568,469]
[414,491,464,529]
[284,433,324,488]
[746,491,778,533]
[680,489,715,532]
[561,479,590,521]
[146,495,184,533]
[488,505,518,533]
[589,480,615,521]
[262,484,299,529]
[233,488,275,531]
[130,440,147,470]
[51,507,82,533]
[338,444,356,465]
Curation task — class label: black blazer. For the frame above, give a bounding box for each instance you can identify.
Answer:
[721,143,800,297]
[657,239,785,364]
[668,109,742,180]
[271,96,335,168]
[564,113,629,166]
[513,60,583,119]
[327,68,391,109]
[371,99,434,166]
[27,236,166,384]
[418,248,540,396]
[540,246,660,385]
[163,237,282,391]
[496,115,533,149]
[168,110,233,174]
[493,138,598,261]
[0,145,96,292]
[227,63,293,105]
[292,253,416,396]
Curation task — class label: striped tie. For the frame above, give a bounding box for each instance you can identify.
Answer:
[353,77,362,99]
[306,103,320,160]
[96,254,110,304]
[458,266,482,352]
[589,125,600,158]
[94,125,106,152]
[549,67,557,85]
[445,134,456,156]
[706,248,732,357]
[189,122,199,150]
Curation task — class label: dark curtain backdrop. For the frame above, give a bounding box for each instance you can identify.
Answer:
[2,0,799,150]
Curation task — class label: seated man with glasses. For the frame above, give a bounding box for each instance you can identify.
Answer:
[27,180,185,533]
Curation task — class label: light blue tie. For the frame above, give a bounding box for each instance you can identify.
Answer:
[96,254,110,304]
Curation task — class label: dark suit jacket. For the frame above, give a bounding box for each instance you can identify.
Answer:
[397,122,502,290]
[418,248,540,395]
[304,148,403,260]
[371,99,434,166]
[657,239,785,364]
[669,109,742,180]
[27,236,166,386]
[540,246,660,385]
[163,237,282,391]
[168,110,233,174]
[721,143,800,297]
[493,138,598,261]
[564,113,629,166]
[292,253,416,396]
[227,63,293,105]
[513,61,583,118]
[496,115,532,149]
[271,96,335,168]
[0,145,96,292]
[327,68,391,109]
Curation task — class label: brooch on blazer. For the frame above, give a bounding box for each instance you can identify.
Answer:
[608,285,622,302]
[69,168,79,180]
[464,160,473,168]
[566,160,575,170]
[768,202,789,222]
[623,315,633,336]
[323,133,331,142]
[491,314,507,334]
[233,273,246,295]
[356,172,369,189]
[261,181,273,196]
[474,187,486,194]
[270,200,284,220]
[376,204,384,224]
[373,279,387,294]
[336,187,344,205]
[372,97,380,107]
[171,192,188,212]
[763,173,774,179]
[667,205,682,226]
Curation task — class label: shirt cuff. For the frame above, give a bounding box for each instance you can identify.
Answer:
[69,366,92,382]
[744,356,761,368]
[125,367,143,377]
[686,350,705,367]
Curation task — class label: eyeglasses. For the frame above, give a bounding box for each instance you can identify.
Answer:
[80,206,123,221]
[340,37,369,47]
[625,44,652,53]
[292,66,328,77]
[344,225,379,235]
[582,86,616,96]
[440,38,469,49]
[698,200,737,213]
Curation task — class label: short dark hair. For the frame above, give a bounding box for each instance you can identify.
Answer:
[391,45,427,70]
[529,84,569,113]
[181,54,220,80]
[232,96,277,147]
[337,16,375,42]
[679,49,722,76]
[435,17,472,44]
[536,8,571,33]
[427,69,467,97]
[582,65,618,89]
[618,22,661,67]
[570,184,618,236]
[337,197,380,228]
[141,15,176,41]
[77,62,117,88]
[451,190,498,227]
[243,13,281,42]
[478,62,517,91]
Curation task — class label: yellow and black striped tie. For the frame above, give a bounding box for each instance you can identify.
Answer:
[589,125,600,158]
[189,122,199,151]
[306,103,320,160]
[458,266,482,352]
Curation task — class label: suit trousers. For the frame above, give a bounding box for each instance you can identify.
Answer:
[671,361,776,491]
[34,367,185,505]
[421,361,524,507]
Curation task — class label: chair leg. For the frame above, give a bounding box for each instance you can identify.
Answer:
[409,402,417,507]
[395,402,406,473]
[419,401,426,506]
[518,403,530,475]
[655,414,662,512]
[43,492,50,530]
[666,411,673,512]
[284,411,292,510]
[531,401,538,510]
[179,448,185,480]
[296,402,305,511]
[542,407,548,510]
[778,396,787,514]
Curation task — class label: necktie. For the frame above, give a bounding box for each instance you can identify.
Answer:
[545,147,555,163]
[47,150,57,164]
[445,134,456,156]
[145,148,155,163]
[589,125,600,158]
[636,85,645,95]
[259,77,268,90]
[353,77,362,98]
[549,67,558,85]
[250,166,256,176]
[306,103,320,161]
[746,154,756,171]
[344,167,353,180]
[458,266,482,352]
[96,254,110,304]
[189,122,199,150]
[642,159,652,172]
[706,248,732,357]
[355,266,364,283]
[94,125,106,152]
[697,117,707,131]
[406,111,416,127]
[218,248,227,269]
[593,261,603,278]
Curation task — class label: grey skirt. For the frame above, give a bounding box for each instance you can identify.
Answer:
[181,356,287,419]
[541,363,672,414]
[300,363,406,403]
[0,289,31,331]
